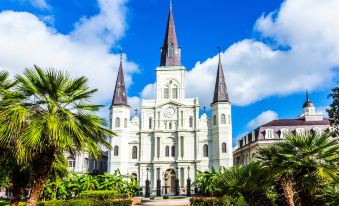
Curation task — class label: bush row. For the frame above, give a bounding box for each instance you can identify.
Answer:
[190,196,249,206]
[37,199,132,206]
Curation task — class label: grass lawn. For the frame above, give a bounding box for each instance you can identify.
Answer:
[0,200,26,206]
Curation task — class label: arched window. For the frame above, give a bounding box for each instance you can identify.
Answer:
[313,127,321,135]
[164,88,169,99]
[296,128,305,135]
[213,115,217,125]
[168,43,174,57]
[114,146,119,156]
[169,122,172,129]
[221,143,226,153]
[165,146,169,157]
[84,158,89,170]
[265,129,274,139]
[171,145,176,157]
[149,117,152,129]
[221,114,226,124]
[171,145,175,157]
[124,118,128,128]
[203,144,208,157]
[115,117,120,128]
[189,116,193,128]
[132,146,137,159]
[172,87,178,99]
[280,128,288,138]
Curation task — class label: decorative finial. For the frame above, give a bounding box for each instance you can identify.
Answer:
[306,90,309,100]
[217,46,221,54]
[134,109,138,116]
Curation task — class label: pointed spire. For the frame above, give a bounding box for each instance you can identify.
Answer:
[160,0,181,67]
[112,52,129,107]
[212,47,230,104]
[303,90,314,108]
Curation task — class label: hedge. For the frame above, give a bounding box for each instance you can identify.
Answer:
[79,190,119,200]
[37,199,132,206]
[190,196,249,206]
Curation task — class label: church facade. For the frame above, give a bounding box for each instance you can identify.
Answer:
[108,5,233,194]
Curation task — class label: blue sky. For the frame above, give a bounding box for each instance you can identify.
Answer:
[0,0,338,146]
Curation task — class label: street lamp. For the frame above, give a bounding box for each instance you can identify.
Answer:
[145,167,150,198]
[156,168,161,197]
[186,166,191,197]
[163,172,169,199]
[175,167,180,196]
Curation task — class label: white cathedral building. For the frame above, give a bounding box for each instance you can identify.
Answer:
[108,4,233,194]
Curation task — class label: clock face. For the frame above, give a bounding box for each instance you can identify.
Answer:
[164,107,175,118]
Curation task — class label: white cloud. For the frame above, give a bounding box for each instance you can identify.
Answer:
[71,0,127,48]
[141,83,156,99]
[247,110,278,129]
[140,0,339,107]
[0,0,138,107]
[20,0,51,10]
[317,106,329,118]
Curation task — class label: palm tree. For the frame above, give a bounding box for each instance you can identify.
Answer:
[258,131,339,206]
[0,66,114,206]
[214,162,274,206]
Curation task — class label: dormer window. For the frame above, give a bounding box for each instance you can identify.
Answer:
[265,129,274,139]
[168,43,174,57]
[280,128,289,138]
[313,127,321,135]
[296,128,305,135]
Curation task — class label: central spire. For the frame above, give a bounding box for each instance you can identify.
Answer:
[160,1,181,67]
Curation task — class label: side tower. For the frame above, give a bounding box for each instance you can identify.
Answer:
[108,55,131,174]
[210,52,233,169]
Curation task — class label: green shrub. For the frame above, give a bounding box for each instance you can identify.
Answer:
[36,199,132,206]
[37,199,90,206]
[190,196,249,206]
[79,190,119,200]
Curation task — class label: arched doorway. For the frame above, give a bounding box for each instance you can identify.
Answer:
[164,169,176,194]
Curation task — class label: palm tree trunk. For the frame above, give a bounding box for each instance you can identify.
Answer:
[26,150,55,206]
[9,165,29,206]
[280,179,295,206]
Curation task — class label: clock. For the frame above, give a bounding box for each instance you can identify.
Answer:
[164,107,175,118]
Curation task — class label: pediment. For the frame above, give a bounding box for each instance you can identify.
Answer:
[156,100,185,108]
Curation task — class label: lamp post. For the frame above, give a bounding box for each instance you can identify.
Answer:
[145,167,150,198]
[156,168,161,197]
[163,172,169,199]
[175,167,180,196]
[186,166,191,197]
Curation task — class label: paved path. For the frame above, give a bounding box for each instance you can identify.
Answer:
[135,198,190,206]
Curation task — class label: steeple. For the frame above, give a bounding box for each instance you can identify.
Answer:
[212,48,230,104]
[112,53,129,107]
[160,0,181,67]
[303,90,314,108]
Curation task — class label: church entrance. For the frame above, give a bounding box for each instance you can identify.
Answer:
[164,169,176,195]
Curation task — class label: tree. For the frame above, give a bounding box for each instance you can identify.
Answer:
[327,85,339,136]
[0,66,114,206]
[258,131,339,206]
[0,71,30,206]
[214,162,274,206]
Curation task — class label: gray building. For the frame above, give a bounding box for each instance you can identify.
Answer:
[233,93,331,165]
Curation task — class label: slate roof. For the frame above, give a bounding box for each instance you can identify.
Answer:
[112,57,129,107]
[212,53,230,104]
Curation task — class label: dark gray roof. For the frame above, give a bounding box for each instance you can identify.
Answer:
[212,53,230,104]
[160,5,181,67]
[262,119,329,127]
[112,57,129,107]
